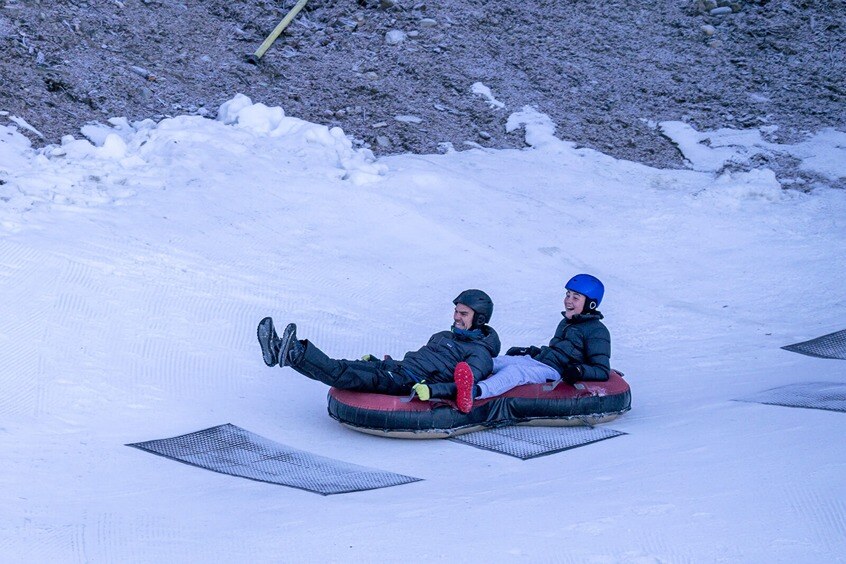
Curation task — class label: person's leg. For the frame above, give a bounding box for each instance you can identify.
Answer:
[476,355,558,399]
[418,364,474,413]
[291,340,415,394]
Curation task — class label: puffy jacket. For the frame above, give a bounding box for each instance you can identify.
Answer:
[401,325,501,384]
[534,311,610,382]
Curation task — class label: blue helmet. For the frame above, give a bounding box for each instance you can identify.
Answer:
[565,274,604,312]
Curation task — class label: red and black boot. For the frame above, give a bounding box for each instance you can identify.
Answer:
[453,361,474,414]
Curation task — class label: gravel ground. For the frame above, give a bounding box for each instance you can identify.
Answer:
[1,0,844,185]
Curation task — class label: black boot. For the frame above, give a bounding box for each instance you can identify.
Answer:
[257,317,281,367]
[277,323,304,367]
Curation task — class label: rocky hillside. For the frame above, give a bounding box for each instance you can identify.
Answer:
[1,0,843,186]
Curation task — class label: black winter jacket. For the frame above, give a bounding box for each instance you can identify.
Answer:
[401,325,501,384]
[534,311,610,382]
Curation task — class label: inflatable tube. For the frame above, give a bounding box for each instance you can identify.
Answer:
[327,370,631,439]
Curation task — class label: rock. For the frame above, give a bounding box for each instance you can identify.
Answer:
[710,6,733,15]
[701,24,716,36]
[385,29,406,44]
[130,65,154,80]
[419,18,437,28]
[698,0,718,12]
[339,17,358,31]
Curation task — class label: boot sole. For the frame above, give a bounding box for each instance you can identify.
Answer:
[257,317,279,367]
[454,361,474,414]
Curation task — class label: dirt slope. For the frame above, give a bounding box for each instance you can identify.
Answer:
[1,0,843,185]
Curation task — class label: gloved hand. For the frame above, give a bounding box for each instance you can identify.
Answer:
[562,363,583,383]
[412,382,431,401]
[506,346,540,357]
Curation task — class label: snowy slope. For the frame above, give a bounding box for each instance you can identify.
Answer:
[1,96,845,562]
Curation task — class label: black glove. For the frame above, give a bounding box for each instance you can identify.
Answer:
[506,346,541,357]
[561,363,583,383]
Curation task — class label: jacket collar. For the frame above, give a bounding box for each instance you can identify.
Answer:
[561,310,604,322]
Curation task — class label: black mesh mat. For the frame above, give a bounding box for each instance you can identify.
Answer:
[449,425,626,460]
[735,382,846,413]
[782,329,846,360]
[127,424,421,495]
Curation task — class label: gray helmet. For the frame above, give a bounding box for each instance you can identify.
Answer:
[453,289,494,328]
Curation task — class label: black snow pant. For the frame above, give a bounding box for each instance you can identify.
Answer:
[290,340,420,395]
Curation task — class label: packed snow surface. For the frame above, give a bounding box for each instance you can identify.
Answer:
[1,96,845,562]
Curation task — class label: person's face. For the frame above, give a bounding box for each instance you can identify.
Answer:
[564,290,587,319]
[453,303,475,330]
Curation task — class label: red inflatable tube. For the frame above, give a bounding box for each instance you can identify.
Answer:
[327,370,631,439]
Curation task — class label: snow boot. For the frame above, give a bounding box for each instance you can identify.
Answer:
[257,317,280,367]
[277,322,302,367]
[454,361,474,414]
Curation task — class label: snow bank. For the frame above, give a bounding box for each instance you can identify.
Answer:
[660,121,846,185]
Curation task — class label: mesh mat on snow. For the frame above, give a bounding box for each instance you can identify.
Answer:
[781,329,846,360]
[734,382,846,413]
[449,425,626,460]
[127,423,421,495]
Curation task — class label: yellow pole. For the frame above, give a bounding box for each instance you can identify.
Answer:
[248,0,310,63]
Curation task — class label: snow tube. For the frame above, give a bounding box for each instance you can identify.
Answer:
[327,370,631,439]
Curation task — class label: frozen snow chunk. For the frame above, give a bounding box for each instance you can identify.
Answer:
[471,82,505,109]
[0,125,33,173]
[99,134,128,159]
[659,121,775,172]
[8,116,43,138]
[216,93,255,125]
[506,106,559,149]
[385,29,406,45]
[786,128,846,182]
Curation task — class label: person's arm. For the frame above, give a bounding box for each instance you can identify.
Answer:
[538,323,610,382]
[566,325,610,382]
[462,346,493,383]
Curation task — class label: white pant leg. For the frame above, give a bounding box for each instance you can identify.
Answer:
[477,355,559,399]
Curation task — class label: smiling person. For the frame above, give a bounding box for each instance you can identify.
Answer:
[465,274,611,405]
[256,290,500,413]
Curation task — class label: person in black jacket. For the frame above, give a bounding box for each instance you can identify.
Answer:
[472,274,610,401]
[256,290,501,408]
